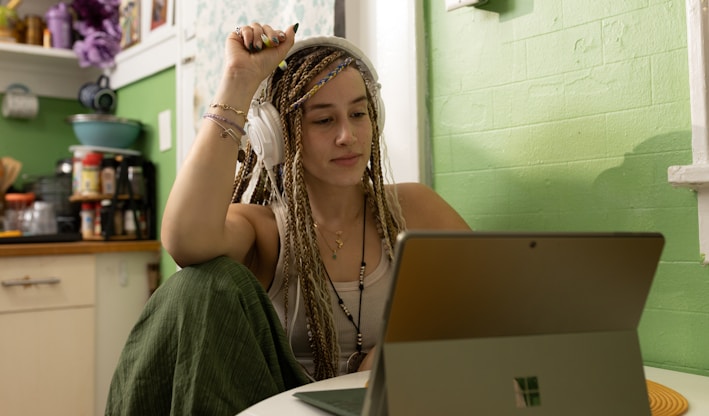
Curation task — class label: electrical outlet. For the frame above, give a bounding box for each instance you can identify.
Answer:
[446,0,488,12]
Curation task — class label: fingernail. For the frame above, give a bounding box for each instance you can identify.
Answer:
[293,23,299,34]
[261,34,273,48]
[278,31,286,41]
[249,43,256,52]
[271,36,280,45]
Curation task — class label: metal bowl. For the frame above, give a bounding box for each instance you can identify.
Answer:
[66,114,142,149]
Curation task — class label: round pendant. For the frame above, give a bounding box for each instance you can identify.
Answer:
[346,351,367,374]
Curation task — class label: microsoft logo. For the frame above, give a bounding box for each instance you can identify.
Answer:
[514,376,541,408]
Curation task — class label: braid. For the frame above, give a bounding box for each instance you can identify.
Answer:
[230,45,405,380]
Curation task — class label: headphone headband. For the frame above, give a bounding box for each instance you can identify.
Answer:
[285,36,379,84]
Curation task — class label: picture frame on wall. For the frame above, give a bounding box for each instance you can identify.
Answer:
[150,0,174,31]
[120,0,141,49]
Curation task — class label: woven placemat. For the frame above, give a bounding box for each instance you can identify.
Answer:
[647,380,689,416]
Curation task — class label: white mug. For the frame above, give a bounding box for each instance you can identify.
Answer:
[2,84,39,119]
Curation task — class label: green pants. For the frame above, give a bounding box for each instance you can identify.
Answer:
[105,256,310,415]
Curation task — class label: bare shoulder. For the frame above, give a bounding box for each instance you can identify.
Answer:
[388,182,470,230]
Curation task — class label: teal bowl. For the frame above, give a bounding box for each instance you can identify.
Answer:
[66,114,142,149]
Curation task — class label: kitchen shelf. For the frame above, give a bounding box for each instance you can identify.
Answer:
[81,234,143,241]
[0,41,101,99]
[69,193,143,203]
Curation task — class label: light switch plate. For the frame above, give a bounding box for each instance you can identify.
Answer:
[159,109,172,152]
[446,0,488,11]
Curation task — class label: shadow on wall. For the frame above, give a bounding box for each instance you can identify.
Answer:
[591,131,695,233]
[463,131,694,236]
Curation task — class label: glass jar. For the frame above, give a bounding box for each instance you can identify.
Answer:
[3,192,35,233]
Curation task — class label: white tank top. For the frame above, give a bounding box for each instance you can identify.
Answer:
[268,202,393,376]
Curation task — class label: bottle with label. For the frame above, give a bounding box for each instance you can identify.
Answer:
[100,157,117,195]
[124,207,136,237]
[128,164,144,196]
[72,148,88,195]
[80,202,94,239]
[81,152,102,195]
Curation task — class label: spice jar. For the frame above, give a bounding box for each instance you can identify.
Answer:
[79,202,93,239]
[25,15,43,46]
[100,157,117,195]
[80,152,102,195]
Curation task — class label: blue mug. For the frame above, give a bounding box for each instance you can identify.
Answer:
[78,75,116,114]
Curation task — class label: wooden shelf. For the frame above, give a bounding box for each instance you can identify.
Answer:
[69,194,143,203]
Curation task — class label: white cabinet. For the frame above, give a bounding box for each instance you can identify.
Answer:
[0,250,158,416]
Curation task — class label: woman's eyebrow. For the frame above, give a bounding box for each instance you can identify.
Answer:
[305,95,368,112]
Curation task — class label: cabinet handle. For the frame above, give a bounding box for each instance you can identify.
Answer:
[1,277,61,287]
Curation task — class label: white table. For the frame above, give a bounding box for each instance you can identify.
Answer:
[238,367,708,415]
[237,371,370,416]
[644,366,709,415]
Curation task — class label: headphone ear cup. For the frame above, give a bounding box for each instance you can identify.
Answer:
[246,101,285,168]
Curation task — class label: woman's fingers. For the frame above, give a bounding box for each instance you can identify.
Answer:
[233,23,288,53]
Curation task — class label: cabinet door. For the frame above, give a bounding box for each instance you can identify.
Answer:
[0,255,95,415]
[0,307,95,416]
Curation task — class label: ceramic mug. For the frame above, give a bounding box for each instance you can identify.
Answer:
[2,84,39,119]
[78,75,117,114]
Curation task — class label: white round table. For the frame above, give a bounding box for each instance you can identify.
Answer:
[237,371,370,416]
[237,367,709,415]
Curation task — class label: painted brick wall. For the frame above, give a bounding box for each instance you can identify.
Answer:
[426,0,709,375]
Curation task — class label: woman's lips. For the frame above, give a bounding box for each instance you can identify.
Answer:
[332,154,361,166]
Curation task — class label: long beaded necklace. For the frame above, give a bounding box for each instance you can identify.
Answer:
[322,195,367,373]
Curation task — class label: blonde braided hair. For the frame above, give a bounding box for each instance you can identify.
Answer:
[232,43,404,380]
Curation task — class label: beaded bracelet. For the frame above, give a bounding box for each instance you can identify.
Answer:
[202,114,244,147]
[203,112,247,137]
[209,103,249,122]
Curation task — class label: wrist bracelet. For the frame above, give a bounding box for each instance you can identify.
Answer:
[203,112,247,137]
[209,103,249,122]
[202,114,245,148]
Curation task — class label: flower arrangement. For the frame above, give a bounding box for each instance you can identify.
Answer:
[70,0,121,68]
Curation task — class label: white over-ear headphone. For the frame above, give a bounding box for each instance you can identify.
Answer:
[245,36,385,169]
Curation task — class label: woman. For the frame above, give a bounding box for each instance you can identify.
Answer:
[106,23,469,415]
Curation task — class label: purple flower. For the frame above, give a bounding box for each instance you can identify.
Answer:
[73,29,121,68]
[70,0,121,68]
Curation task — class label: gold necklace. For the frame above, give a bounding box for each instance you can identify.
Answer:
[315,224,346,259]
[314,203,364,260]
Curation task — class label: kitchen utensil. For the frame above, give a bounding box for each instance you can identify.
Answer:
[2,84,39,119]
[1,157,22,193]
[66,114,142,148]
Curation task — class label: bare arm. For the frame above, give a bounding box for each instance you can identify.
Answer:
[161,24,297,267]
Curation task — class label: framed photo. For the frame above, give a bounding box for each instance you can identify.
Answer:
[150,0,174,31]
[120,0,140,49]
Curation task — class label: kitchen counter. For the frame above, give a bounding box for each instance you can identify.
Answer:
[0,239,161,257]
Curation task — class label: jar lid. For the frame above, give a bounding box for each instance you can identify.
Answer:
[4,192,35,203]
[83,152,103,165]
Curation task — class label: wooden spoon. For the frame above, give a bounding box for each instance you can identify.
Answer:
[1,157,22,193]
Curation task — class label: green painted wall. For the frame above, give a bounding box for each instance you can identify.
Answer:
[113,68,178,280]
[426,0,708,375]
[0,96,84,186]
